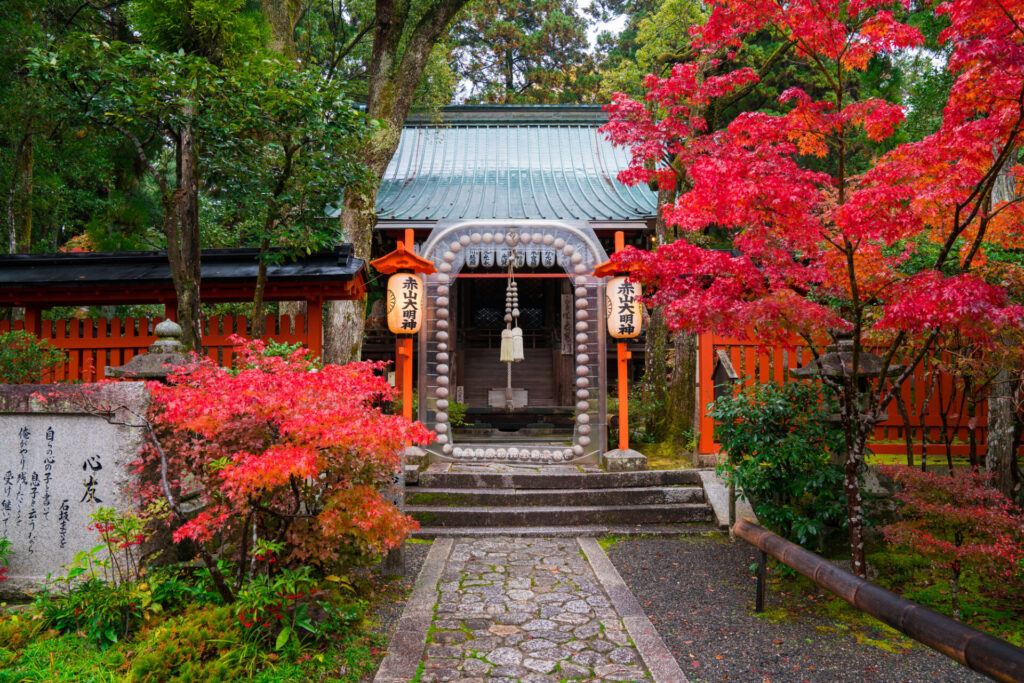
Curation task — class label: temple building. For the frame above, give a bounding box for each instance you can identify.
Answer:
[363,105,657,466]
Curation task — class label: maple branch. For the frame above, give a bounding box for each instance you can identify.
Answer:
[993,0,1024,38]
[145,420,235,603]
[252,503,316,520]
[936,87,1024,271]
[987,193,1024,221]
[879,330,940,415]
[716,39,797,112]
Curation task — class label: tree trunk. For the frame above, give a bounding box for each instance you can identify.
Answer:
[8,133,33,254]
[164,122,203,351]
[639,187,693,444]
[322,0,471,365]
[668,329,697,449]
[845,436,868,578]
[986,369,1020,498]
[641,306,670,439]
[260,0,305,60]
[324,177,384,364]
[251,238,271,339]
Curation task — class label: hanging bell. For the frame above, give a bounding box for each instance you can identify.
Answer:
[500,328,515,363]
[511,326,524,362]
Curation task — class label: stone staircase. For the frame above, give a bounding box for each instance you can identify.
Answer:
[407,462,717,537]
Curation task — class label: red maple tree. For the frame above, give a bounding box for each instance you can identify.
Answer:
[603,0,1024,575]
[880,466,1024,619]
[136,339,432,600]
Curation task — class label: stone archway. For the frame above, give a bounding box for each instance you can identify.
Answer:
[417,220,609,464]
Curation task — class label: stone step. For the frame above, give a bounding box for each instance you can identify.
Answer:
[406,485,704,507]
[411,523,721,538]
[406,503,714,527]
[417,468,700,490]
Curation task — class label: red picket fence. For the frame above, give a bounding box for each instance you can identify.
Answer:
[1,314,310,382]
[698,332,990,459]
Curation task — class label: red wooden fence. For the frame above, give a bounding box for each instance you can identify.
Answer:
[2,314,310,382]
[698,332,989,459]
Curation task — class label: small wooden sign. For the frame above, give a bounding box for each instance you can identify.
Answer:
[561,294,573,355]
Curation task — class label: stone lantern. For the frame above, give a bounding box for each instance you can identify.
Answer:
[790,333,903,465]
[105,319,189,381]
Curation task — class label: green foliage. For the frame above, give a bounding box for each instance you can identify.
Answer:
[608,385,692,448]
[128,605,249,682]
[200,58,370,258]
[128,0,269,66]
[33,508,158,648]
[0,610,45,653]
[236,567,364,652]
[0,331,66,383]
[598,0,706,99]
[146,566,224,612]
[711,380,848,547]
[88,506,146,586]
[447,400,471,428]
[35,577,155,649]
[452,0,599,103]
[0,536,11,580]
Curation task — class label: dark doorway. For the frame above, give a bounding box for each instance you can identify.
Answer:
[454,276,574,434]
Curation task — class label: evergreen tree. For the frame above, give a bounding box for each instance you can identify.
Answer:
[452,0,598,104]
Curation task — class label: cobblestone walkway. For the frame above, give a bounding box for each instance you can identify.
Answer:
[424,537,649,682]
[375,535,684,683]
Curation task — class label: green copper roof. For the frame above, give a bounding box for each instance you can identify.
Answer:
[375,106,657,222]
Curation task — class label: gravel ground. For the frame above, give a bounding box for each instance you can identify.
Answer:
[360,540,432,682]
[606,535,986,683]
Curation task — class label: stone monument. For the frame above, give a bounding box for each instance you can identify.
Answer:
[0,381,149,596]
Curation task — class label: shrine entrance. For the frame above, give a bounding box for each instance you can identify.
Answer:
[455,275,574,433]
[417,220,609,464]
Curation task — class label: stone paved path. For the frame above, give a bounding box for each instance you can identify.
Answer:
[375,536,685,683]
[427,537,648,682]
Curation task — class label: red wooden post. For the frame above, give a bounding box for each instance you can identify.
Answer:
[23,306,42,338]
[399,336,414,423]
[397,230,415,425]
[617,342,631,451]
[615,231,627,449]
[306,296,323,361]
[593,230,642,453]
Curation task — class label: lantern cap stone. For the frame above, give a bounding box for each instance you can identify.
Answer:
[105,318,190,380]
[790,336,903,380]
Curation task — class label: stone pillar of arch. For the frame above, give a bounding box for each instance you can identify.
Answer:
[417,220,609,465]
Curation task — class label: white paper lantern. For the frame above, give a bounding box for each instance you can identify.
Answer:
[386,273,424,334]
[606,276,643,339]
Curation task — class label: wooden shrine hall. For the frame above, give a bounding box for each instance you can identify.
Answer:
[365,105,657,464]
[0,246,367,362]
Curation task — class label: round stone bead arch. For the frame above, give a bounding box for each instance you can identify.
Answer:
[416,220,608,464]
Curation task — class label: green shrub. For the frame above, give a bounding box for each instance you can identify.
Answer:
[0,612,47,652]
[710,380,847,547]
[128,605,248,683]
[35,576,157,648]
[0,330,66,383]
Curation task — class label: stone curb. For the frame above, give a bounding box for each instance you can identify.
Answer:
[373,537,453,683]
[578,536,690,683]
[698,469,758,531]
